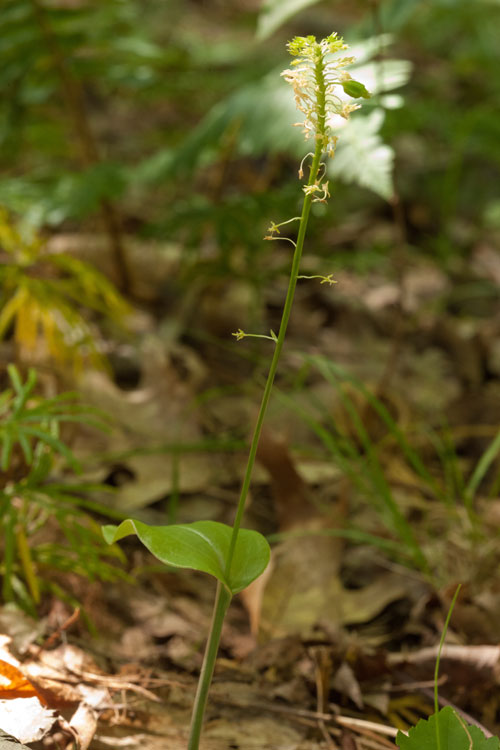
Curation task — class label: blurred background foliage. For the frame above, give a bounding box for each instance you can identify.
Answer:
[1,0,499,270]
[1,0,500,603]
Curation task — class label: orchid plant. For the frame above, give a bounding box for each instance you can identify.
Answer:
[103,32,370,749]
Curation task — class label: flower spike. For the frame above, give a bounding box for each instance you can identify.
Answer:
[282,32,370,162]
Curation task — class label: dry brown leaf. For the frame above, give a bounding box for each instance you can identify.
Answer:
[251,430,413,639]
[69,701,98,750]
[239,556,274,637]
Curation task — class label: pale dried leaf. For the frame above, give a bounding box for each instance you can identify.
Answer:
[0,698,55,743]
[69,702,98,750]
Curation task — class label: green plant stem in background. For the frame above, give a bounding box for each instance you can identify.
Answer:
[16,525,40,605]
[167,445,180,524]
[434,584,462,750]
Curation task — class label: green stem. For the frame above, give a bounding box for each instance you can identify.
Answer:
[434,584,462,750]
[187,145,323,750]
[224,142,323,578]
[188,583,232,750]
[188,50,328,750]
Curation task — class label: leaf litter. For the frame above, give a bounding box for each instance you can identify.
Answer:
[3,227,500,748]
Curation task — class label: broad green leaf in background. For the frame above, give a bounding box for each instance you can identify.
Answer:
[377,0,423,31]
[256,0,320,40]
[351,58,412,98]
[131,36,409,202]
[396,707,500,750]
[132,76,395,200]
[102,519,271,594]
[49,162,127,223]
[329,109,394,200]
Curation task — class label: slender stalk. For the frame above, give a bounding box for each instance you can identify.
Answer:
[186,124,324,750]
[434,584,462,750]
[183,138,323,749]
[224,140,323,578]
[186,151,320,745]
[186,34,361,748]
[224,56,327,575]
[187,583,232,750]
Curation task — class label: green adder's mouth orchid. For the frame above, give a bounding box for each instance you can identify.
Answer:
[103,33,370,750]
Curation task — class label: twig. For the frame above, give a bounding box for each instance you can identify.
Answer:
[335,715,398,739]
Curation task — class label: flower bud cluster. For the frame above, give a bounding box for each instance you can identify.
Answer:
[281,33,363,158]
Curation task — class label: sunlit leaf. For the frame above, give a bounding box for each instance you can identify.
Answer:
[0,211,129,370]
[15,296,39,352]
[0,287,27,339]
[6,363,24,394]
[0,659,45,702]
[256,0,320,40]
[132,39,406,200]
[328,109,394,200]
[352,58,413,96]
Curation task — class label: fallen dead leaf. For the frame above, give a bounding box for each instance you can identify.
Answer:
[0,697,56,744]
[0,644,56,744]
[0,659,47,703]
[68,696,99,750]
[250,430,414,640]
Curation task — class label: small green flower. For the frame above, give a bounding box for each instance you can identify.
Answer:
[232,328,246,341]
[298,273,337,286]
[303,181,330,202]
[232,328,278,343]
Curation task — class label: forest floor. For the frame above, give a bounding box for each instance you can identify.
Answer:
[2,223,500,749]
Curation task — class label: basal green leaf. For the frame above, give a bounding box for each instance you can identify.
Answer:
[396,707,500,750]
[102,519,270,595]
